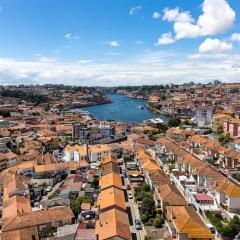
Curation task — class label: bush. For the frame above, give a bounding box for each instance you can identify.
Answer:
[70,196,89,217]
[205,211,240,238]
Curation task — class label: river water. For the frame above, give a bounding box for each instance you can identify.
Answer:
[82,93,169,124]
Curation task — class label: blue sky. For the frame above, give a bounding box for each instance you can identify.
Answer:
[0,0,239,86]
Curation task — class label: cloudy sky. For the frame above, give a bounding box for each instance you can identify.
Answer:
[0,0,240,86]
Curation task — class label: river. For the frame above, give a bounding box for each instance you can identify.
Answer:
[82,93,170,124]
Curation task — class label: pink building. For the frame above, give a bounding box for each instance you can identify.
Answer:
[224,118,240,137]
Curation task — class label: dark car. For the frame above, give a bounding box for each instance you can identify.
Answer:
[135,219,142,230]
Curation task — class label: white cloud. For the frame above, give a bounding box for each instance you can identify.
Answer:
[0,51,240,86]
[231,33,240,42]
[110,41,119,47]
[163,0,236,39]
[134,40,144,45]
[130,6,142,16]
[163,7,194,23]
[152,12,161,19]
[199,38,232,53]
[64,33,80,40]
[156,32,175,45]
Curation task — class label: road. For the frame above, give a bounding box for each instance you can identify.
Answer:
[41,180,63,202]
[121,166,145,240]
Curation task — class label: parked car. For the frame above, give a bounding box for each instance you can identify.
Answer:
[234,234,240,240]
[135,219,142,230]
[46,186,53,192]
[127,184,131,190]
[206,223,215,234]
[128,193,133,199]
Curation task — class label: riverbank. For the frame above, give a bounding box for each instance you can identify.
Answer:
[82,93,170,124]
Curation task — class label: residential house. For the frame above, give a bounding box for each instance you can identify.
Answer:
[214,180,240,213]
[166,206,213,240]
[224,118,240,137]
[96,208,131,240]
[155,184,187,212]
[88,145,111,163]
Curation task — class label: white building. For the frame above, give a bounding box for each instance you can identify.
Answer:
[99,122,115,138]
[196,107,213,127]
[88,144,111,163]
[64,144,88,162]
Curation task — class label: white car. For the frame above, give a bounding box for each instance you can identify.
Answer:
[128,193,133,199]
[46,186,53,192]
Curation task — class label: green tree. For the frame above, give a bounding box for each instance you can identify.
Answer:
[70,196,89,217]
[215,126,223,135]
[144,236,153,240]
[219,133,232,143]
[151,129,160,135]
[140,195,156,223]
[167,118,181,127]
[91,177,99,189]
[142,183,151,192]
[153,214,165,228]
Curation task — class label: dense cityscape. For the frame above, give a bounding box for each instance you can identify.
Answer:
[1,0,240,239]
[0,82,239,239]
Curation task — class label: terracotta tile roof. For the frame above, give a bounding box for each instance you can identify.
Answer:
[101,153,118,165]
[134,138,155,145]
[96,208,131,240]
[215,180,240,197]
[141,159,160,171]
[2,226,38,240]
[33,152,57,165]
[3,206,74,232]
[34,163,66,173]
[148,169,171,185]
[100,162,120,176]
[166,206,213,239]
[99,172,122,190]
[89,144,111,153]
[127,133,143,139]
[225,118,240,124]
[65,144,88,156]
[97,187,126,211]
[157,184,187,206]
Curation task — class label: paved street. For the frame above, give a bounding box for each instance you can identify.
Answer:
[121,168,145,240]
[41,180,63,202]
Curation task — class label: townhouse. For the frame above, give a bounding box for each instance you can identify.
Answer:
[96,153,131,240]
[157,137,240,215]
[166,206,213,240]
[188,135,240,174]
[155,183,187,213]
